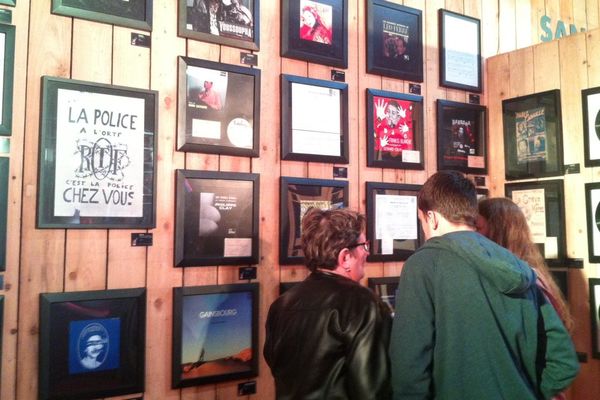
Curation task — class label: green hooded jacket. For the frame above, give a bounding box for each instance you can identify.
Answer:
[389,231,579,400]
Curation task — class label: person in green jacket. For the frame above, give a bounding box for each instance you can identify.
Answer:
[389,170,579,399]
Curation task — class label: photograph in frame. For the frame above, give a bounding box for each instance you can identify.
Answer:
[281,0,348,68]
[585,182,600,263]
[172,283,259,388]
[281,74,349,163]
[366,182,423,262]
[366,89,424,170]
[438,9,482,92]
[366,0,423,82]
[581,86,600,167]
[505,179,566,267]
[38,288,146,400]
[589,278,600,359]
[436,99,487,174]
[178,0,259,51]
[37,77,158,229]
[0,23,15,136]
[175,169,259,267]
[51,0,152,31]
[279,176,348,265]
[367,277,398,316]
[502,90,563,180]
[177,57,260,157]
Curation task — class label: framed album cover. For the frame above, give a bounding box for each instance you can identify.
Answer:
[175,169,259,267]
[502,90,564,180]
[505,179,566,267]
[51,0,152,31]
[582,86,600,167]
[281,74,349,163]
[368,276,398,315]
[178,0,259,51]
[366,182,423,262]
[0,156,7,271]
[585,182,600,263]
[436,99,487,174]
[0,23,15,136]
[0,1,15,6]
[281,0,348,68]
[177,57,260,157]
[280,176,348,265]
[37,77,158,229]
[366,89,424,169]
[172,283,259,388]
[589,278,600,359]
[39,288,146,400]
[366,0,423,82]
[438,9,482,92]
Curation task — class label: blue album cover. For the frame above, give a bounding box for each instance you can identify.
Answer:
[68,318,121,374]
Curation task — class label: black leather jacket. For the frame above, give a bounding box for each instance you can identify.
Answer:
[264,270,392,399]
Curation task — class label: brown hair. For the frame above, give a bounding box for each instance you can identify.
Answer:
[478,197,573,332]
[301,208,366,272]
[417,170,478,227]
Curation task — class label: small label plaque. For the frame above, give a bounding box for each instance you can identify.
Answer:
[131,33,150,48]
[238,381,257,395]
[408,83,421,95]
[239,266,257,280]
[333,166,348,178]
[468,94,480,104]
[564,163,580,174]
[331,70,345,82]
[240,52,258,66]
[131,233,153,247]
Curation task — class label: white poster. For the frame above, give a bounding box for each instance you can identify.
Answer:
[443,14,479,88]
[512,188,546,243]
[375,194,417,241]
[54,88,145,217]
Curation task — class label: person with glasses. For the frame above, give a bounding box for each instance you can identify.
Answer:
[264,208,392,400]
[389,171,579,399]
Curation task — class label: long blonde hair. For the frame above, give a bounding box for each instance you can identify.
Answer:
[478,197,573,332]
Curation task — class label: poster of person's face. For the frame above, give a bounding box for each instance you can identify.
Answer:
[185,64,255,150]
[438,104,483,171]
[372,96,415,158]
[515,107,547,164]
[185,0,255,42]
[299,0,333,45]
[69,319,120,374]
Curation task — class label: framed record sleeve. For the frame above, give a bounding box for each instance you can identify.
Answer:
[585,182,600,263]
[582,86,600,167]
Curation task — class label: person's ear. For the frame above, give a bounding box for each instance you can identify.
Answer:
[427,210,439,231]
[338,248,351,271]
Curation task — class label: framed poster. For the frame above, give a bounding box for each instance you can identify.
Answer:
[39,288,146,400]
[172,283,259,387]
[438,9,482,92]
[0,23,14,136]
[366,89,424,169]
[175,169,259,267]
[502,90,563,180]
[581,86,600,167]
[177,57,260,157]
[279,176,348,265]
[0,295,3,368]
[367,276,398,315]
[585,182,600,263]
[281,74,349,163]
[505,179,566,267]
[37,77,157,229]
[51,0,152,31]
[366,0,423,82]
[178,0,259,51]
[589,278,600,359]
[281,0,348,68]
[0,156,7,271]
[436,99,487,174]
[0,1,15,6]
[366,182,423,262]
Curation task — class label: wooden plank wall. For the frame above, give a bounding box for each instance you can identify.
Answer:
[1,0,599,399]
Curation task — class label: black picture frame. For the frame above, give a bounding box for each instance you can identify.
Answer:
[51,0,152,31]
[172,283,259,388]
[585,182,600,263]
[505,179,566,267]
[436,99,487,174]
[0,295,3,370]
[589,278,600,359]
[366,181,423,262]
[0,1,15,6]
[281,0,348,68]
[438,9,482,92]
[281,74,349,163]
[367,276,398,315]
[178,0,259,51]
[0,23,15,136]
[37,77,157,229]
[38,288,146,400]
[550,269,568,299]
[581,86,600,167]
[502,89,564,180]
[366,0,423,82]
[366,89,424,169]
[177,57,260,157]
[279,176,348,265]
[0,155,7,271]
[175,169,259,267]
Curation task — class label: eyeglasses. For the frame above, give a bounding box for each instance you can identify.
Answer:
[348,240,370,252]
